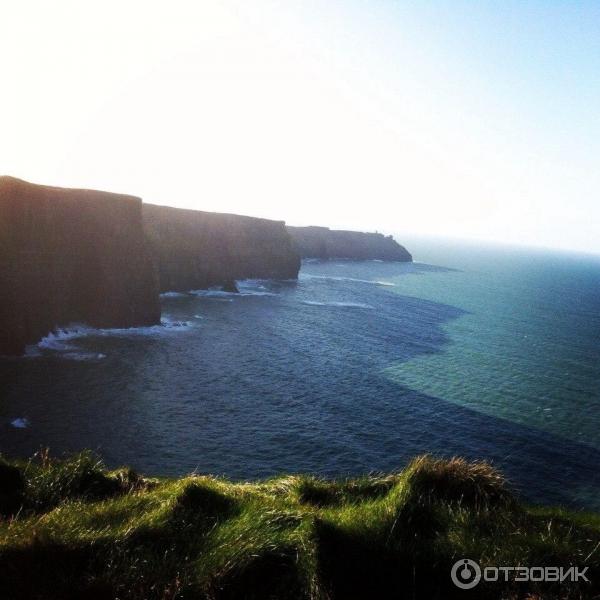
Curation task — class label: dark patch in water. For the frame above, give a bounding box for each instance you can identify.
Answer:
[1,256,599,510]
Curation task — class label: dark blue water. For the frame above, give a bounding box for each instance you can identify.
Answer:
[2,239,600,510]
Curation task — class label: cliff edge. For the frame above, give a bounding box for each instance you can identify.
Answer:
[143,204,301,292]
[287,225,412,261]
[1,452,598,599]
[0,177,160,355]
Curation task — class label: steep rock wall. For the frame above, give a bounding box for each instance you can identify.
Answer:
[287,226,412,261]
[143,204,301,292]
[0,177,160,355]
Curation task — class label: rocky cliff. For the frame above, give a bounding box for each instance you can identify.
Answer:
[287,226,412,261]
[143,204,301,292]
[0,177,160,355]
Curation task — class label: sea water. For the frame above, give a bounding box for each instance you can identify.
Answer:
[1,238,599,509]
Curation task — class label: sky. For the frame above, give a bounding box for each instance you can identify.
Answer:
[2,1,599,254]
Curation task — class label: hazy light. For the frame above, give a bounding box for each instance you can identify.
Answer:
[1,0,599,254]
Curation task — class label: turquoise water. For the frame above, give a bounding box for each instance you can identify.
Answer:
[386,238,600,451]
[2,238,600,510]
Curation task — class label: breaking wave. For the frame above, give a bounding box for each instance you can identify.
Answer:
[301,274,395,287]
[190,282,276,298]
[302,300,374,309]
[24,317,192,360]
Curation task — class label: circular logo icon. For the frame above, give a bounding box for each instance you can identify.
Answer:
[451,558,482,589]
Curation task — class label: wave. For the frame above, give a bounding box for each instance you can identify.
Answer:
[161,279,287,301]
[301,274,395,287]
[30,328,107,360]
[189,289,238,298]
[302,300,374,309]
[411,262,461,273]
[239,290,277,296]
[10,417,29,429]
[190,283,277,298]
[57,351,107,361]
[25,317,192,360]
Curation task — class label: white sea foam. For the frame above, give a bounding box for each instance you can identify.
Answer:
[190,289,238,298]
[240,290,277,296]
[63,352,107,361]
[190,283,276,298]
[302,300,374,309]
[31,327,101,359]
[301,274,395,287]
[237,278,268,287]
[25,317,192,360]
[160,291,188,298]
[237,280,276,295]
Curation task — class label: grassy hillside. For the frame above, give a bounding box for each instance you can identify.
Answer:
[1,451,599,599]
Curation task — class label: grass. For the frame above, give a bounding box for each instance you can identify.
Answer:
[1,452,599,599]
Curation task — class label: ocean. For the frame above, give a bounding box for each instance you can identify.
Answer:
[2,238,600,510]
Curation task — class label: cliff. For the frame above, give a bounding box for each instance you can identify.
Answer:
[143,204,301,292]
[287,225,412,261]
[0,177,160,355]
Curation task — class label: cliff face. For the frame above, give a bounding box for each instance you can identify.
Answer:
[0,177,161,355]
[143,204,301,292]
[287,226,412,262]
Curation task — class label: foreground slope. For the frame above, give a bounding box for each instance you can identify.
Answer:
[0,177,160,355]
[1,452,598,599]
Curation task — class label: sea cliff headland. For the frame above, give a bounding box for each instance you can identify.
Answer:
[0,177,160,356]
[143,204,301,292]
[288,225,412,262]
[1,177,413,355]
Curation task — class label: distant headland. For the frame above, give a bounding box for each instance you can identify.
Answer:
[288,225,412,262]
[0,177,412,355]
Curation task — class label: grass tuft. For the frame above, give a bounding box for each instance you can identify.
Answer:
[296,473,399,507]
[399,454,516,511]
[22,450,138,513]
[0,452,598,599]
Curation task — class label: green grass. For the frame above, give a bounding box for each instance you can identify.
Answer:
[1,452,599,599]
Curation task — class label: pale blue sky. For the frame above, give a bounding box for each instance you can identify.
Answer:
[1,1,599,253]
